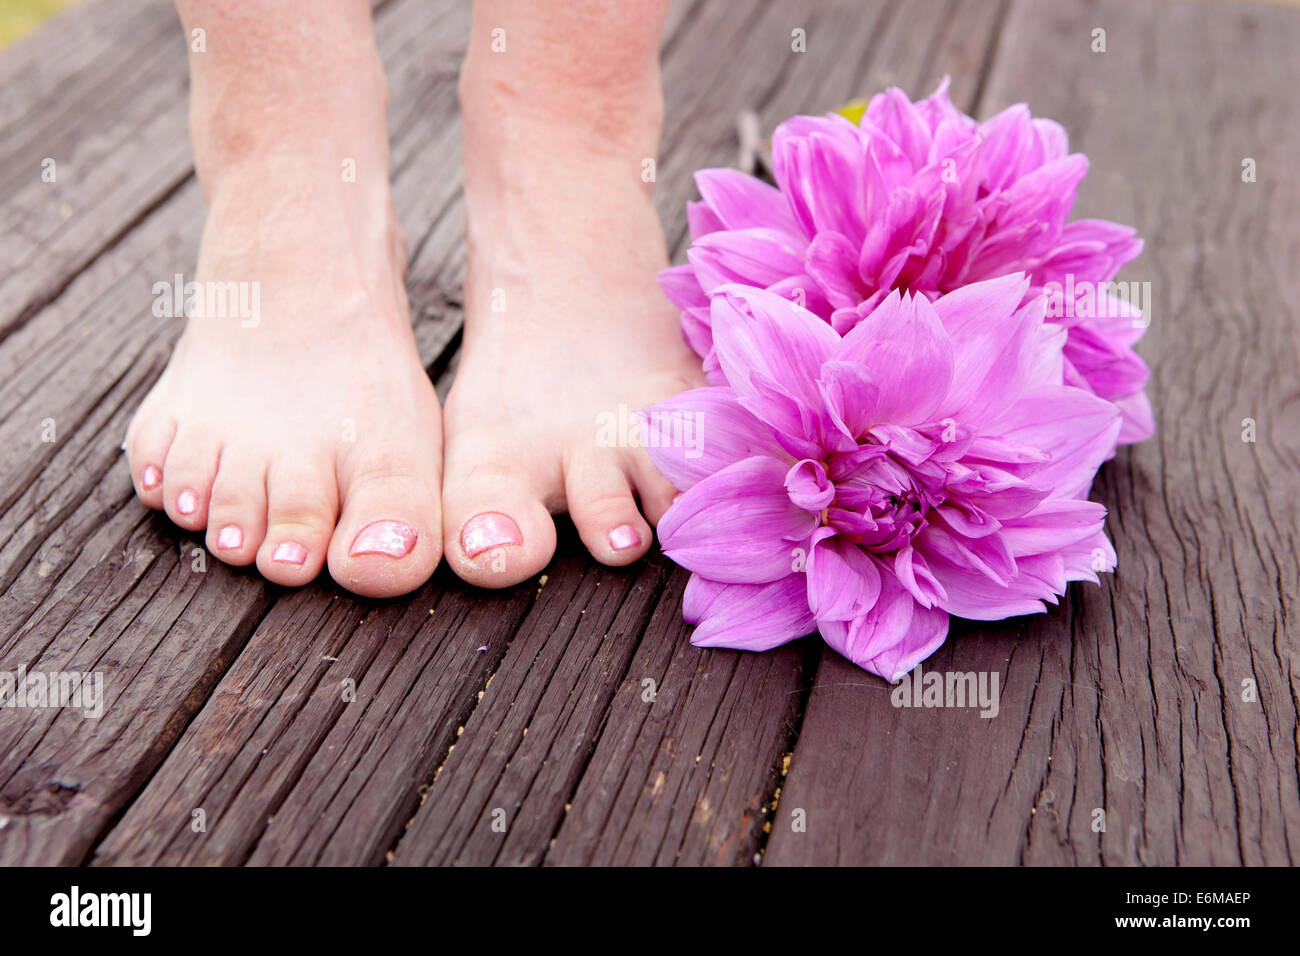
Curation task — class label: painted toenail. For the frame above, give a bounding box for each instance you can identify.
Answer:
[272,542,308,565]
[141,465,162,491]
[461,512,522,559]
[176,490,198,515]
[349,520,418,558]
[609,524,642,552]
[216,525,242,550]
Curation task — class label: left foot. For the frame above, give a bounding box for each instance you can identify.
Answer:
[443,54,702,587]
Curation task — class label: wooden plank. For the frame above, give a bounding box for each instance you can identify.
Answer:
[390,545,674,866]
[96,0,1008,868]
[0,0,472,866]
[537,0,1008,867]
[99,0,781,868]
[383,0,851,867]
[544,571,813,866]
[90,561,536,866]
[0,0,172,137]
[0,0,193,343]
[87,0,480,867]
[6,0,1293,870]
[764,0,1300,867]
[0,506,273,864]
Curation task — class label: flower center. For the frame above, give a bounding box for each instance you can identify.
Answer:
[822,442,941,553]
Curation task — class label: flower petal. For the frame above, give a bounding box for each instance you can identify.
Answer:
[996,497,1109,557]
[710,285,842,446]
[837,290,954,425]
[688,227,807,293]
[695,167,803,234]
[820,572,950,681]
[658,456,817,583]
[817,360,880,448]
[806,530,883,621]
[684,573,816,650]
[785,459,835,512]
[772,115,868,240]
[989,385,1122,498]
[805,230,866,310]
[642,387,785,491]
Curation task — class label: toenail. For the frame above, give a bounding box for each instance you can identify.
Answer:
[609,524,642,552]
[216,525,242,550]
[272,542,308,565]
[176,490,198,515]
[461,512,522,559]
[141,465,162,491]
[349,520,418,559]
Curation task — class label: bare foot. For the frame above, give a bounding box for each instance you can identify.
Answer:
[124,5,442,598]
[444,6,701,587]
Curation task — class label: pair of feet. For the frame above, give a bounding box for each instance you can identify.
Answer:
[124,64,701,598]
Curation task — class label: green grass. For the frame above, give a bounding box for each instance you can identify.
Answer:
[0,0,82,50]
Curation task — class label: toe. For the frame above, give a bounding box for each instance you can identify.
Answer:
[626,448,680,527]
[565,452,652,567]
[442,447,555,588]
[204,445,268,567]
[328,440,442,599]
[125,411,177,510]
[256,455,338,587]
[160,425,222,532]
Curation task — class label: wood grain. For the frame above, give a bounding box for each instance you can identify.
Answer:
[763,0,1300,867]
[0,0,1294,867]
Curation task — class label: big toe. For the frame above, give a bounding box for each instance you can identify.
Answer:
[328,439,443,598]
[442,435,555,588]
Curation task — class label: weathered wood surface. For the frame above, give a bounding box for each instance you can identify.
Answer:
[0,0,1296,867]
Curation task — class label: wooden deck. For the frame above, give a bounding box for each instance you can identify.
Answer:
[1,0,1297,867]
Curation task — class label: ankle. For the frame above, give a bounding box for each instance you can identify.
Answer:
[458,52,662,159]
[188,48,389,192]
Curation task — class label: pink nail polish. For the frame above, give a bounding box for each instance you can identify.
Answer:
[461,512,522,558]
[272,541,308,566]
[216,525,242,550]
[141,465,162,491]
[349,520,418,558]
[176,489,198,515]
[609,524,642,552]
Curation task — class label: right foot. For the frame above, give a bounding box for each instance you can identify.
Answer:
[124,23,442,598]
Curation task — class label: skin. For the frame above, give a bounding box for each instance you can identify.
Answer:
[125,0,700,597]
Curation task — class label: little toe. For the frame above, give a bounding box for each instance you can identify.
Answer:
[160,425,222,532]
[126,412,178,510]
[328,444,442,599]
[256,456,338,587]
[203,445,268,567]
[565,454,653,566]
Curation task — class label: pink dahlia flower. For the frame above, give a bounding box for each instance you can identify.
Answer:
[644,277,1121,681]
[661,79,1154,447]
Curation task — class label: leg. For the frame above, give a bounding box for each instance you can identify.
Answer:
[445,0,702,586]
[125,0,443,597]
